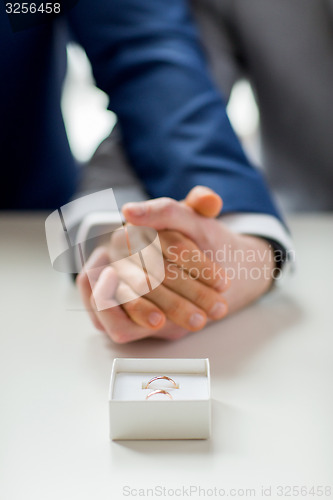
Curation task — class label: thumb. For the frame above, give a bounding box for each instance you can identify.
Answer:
[122,197,207,245]
[183,186,223,217]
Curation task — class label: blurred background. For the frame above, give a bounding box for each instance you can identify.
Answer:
[61,43,261,168]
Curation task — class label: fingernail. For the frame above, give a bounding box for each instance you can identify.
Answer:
[189,312,206,329]
[209,302,227,319]
[148,311,163,326]
[125,203,146,216]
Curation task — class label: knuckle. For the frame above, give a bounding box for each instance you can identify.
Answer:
[164,301,182,318]
[169,240,188,259]
[90,293,97,311]
[124,298,142,316]
[165,229,184,242]
[76,272,85,288]
[209,263,225,283]
[135,276,150,294]
[92,318,104,332]
[192,287,209,307]
[111,229,124,244]
[201,221,216,248]
[160,197,176,217]
[95,324,105,333]
[109,329,129,344]
[163,263,179,281]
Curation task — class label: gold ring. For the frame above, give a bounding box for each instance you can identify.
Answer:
[145,375,177,389]
[144,375,177,389]
[145,389,173,400]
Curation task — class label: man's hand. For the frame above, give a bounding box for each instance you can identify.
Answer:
[76,227,229,342]
[77,187,276,343]
[123,187,276,315]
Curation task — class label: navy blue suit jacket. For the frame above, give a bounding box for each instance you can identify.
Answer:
[0,0,281,220]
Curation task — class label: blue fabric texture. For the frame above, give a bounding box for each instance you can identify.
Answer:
[0,0,282,220]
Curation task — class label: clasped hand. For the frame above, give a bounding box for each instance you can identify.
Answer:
[77,187,275,343]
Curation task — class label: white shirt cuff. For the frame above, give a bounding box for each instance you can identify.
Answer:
[219,213,295,280]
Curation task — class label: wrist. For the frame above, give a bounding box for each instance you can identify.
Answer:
[222,234,276,314]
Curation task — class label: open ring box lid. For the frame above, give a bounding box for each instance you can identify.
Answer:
[109,358,211,440]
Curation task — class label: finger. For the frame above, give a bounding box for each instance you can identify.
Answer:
[110,237,227,320]
[76,247,111,332]
[115,282,166,330]
[122,227,229,292]
[77,269,106,332]
[90,266,119,311]
[122,197,206,244]
[163,262,228,320]
[109,255,207,331]
[159,230,228,291]
[93,298,150,343]
[89,265,205,342]
[145,284,207,332]
[142,243,229,317]
[91,267,167,342]
[96,301,189,343]
[89,267,152,343]
[183,186,223,217]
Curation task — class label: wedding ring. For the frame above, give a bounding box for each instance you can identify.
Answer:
[145,389,173,400]
[144,375,177,389]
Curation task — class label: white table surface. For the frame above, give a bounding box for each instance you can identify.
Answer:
[0,213,332,500]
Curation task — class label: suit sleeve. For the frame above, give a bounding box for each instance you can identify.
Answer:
[67,0,283,221]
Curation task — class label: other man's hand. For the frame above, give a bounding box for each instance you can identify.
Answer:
[77,187,276,343]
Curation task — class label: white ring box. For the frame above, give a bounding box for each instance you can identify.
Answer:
[109,358,211,440]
